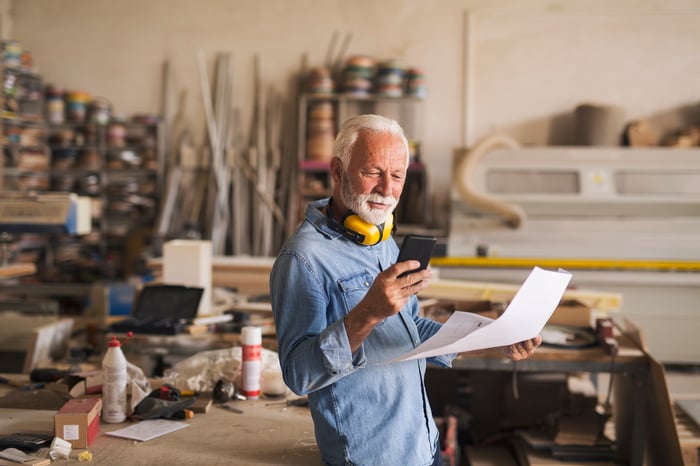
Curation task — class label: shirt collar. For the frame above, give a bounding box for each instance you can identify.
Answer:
[306,198,343,240]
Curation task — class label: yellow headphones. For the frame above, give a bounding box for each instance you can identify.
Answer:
[341,211,394,246]
[327,200,395,246]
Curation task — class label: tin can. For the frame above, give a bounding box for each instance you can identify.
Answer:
[45,85,65,124]
[66,91,91,123]
[89,97,112,125]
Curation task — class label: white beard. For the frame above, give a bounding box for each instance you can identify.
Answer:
[340,171,398,225]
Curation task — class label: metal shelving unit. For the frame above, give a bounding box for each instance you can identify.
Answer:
[46,120,163,280]
[1,65,49,192]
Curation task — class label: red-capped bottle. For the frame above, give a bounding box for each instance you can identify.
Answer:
[102,336,128,423]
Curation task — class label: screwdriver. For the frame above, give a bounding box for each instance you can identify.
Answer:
[0,375,45,390]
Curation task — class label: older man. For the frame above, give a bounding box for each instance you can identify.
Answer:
[270,114,540,466]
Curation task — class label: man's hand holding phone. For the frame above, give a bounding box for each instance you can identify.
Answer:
[396,235,437,279]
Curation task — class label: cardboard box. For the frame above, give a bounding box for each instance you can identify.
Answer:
[73,370,103,395]
[54,397,102,448]
[48,370,103,397]
[548,300,593,328]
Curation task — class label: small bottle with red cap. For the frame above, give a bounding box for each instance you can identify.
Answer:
[102,335,128,423]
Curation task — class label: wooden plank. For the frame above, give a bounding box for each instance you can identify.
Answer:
[421,278,623,312]
[0,457,50,466]
[0,262,36,279]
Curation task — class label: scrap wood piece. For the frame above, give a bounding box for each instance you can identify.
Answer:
[190,392,213,413]
[0,262,36,279]
[421,278,622,313]
[0,456,51,466]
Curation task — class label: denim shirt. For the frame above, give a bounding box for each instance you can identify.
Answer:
[270,198,455,466]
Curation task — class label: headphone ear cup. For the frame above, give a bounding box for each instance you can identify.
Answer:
[343,213,381,246]
[342,212,395,246]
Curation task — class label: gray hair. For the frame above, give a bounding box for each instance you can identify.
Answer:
[332,114,410,170]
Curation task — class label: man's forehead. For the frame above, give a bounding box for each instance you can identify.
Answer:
[351,132,407,161]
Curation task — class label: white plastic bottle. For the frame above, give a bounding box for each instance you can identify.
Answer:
[241,326,262,399]
[102,335,128,423]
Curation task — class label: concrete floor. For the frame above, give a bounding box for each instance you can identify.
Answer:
[665,364,700,400]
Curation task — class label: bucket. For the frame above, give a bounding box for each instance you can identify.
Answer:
[574,103,625,146]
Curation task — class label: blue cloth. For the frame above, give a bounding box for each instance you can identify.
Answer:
[270,198,455,466]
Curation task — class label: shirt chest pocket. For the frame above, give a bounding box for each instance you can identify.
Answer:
[337,271,373,314]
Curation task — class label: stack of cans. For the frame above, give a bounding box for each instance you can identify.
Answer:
[405,67,426,98]
[374,59,405,97]
[340,55,376,96]
[306,101,335,161]
[304,67,334,95]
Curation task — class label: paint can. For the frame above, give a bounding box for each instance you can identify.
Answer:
[107,120,127,147]
[66,91,91,123]
[45,85,65,124]
[1,40,22,68]
[89,97,112,125]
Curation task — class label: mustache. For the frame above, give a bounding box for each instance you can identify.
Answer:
[362,193,398,209]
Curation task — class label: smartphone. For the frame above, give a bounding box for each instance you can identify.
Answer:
[396,234,437,278]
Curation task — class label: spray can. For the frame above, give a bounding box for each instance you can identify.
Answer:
[241,326,262,399]
[102,335,128,423]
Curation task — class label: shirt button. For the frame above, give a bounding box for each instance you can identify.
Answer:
[364,282,369,287]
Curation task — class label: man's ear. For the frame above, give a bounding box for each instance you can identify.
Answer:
[330,157,343,185]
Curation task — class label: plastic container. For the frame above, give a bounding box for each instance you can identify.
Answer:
[240,326,262,399]
[102,335,128,423]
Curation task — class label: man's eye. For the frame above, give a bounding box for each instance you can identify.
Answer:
[363,171,381,177]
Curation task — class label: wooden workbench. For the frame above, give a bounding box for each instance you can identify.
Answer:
[450,331,652,466]
[0,395,320,465]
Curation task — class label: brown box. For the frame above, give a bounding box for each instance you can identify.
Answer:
[54,397,102,448]
[48,370,103,398]
[548,300,593,328]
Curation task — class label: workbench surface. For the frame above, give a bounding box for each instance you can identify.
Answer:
[0,398,320,465]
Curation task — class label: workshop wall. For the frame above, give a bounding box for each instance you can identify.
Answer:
[6,0,700,203]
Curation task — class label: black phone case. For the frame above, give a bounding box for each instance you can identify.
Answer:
[397,235,437,278]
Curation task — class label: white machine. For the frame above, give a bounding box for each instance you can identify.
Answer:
[438,136,700,363]
[0,192,91,236]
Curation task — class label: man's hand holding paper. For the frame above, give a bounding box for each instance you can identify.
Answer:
[393,267,572,363]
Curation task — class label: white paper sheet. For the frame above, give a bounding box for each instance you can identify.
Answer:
[393,266,572,362]
[105,419,190,442]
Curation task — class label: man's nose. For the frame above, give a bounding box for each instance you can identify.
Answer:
[374,173,392,195]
